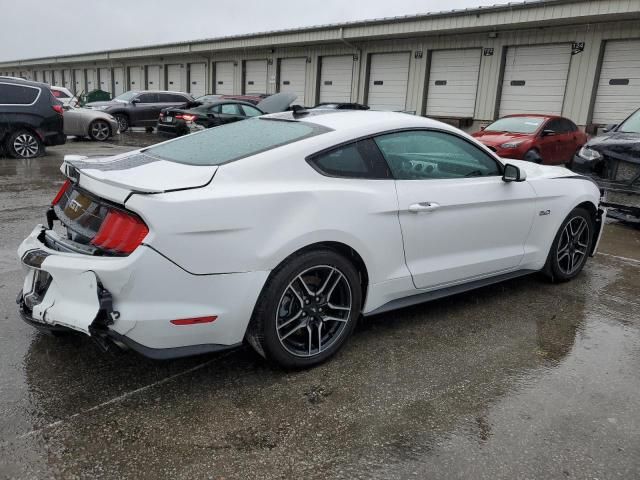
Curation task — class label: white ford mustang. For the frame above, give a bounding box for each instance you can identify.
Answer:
[17,111,605,368]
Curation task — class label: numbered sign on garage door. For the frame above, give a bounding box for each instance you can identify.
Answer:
[189,63,206,98]
[244,60,268,94]
[113,67,124,96]
[99,68,111,93]
[592,40,640,124]
[279,58,306,106]
[319,55,354,104]
[73,69,85,94]
[128,67,142,90]
[215,62,235,95]
[167,64,183,91]
[426,49,481,117]
[499,44,571,116]
[86,69,97,91]
[367,52,410,111]
[147,65,161,89]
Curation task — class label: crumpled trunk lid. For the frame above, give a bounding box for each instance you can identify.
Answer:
[62,152,218,204]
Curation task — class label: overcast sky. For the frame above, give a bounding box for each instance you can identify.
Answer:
[0,0,503,62]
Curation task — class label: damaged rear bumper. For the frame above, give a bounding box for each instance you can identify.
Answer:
[16,225,269,359]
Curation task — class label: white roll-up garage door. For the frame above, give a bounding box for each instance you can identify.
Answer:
[63,70,72,89]
[215,62,235,95]
[592,40,640,125]
[244,60,268,94]
[73,69,85,94]
[147,65,161,89]
[99,68,111,93]
[367,52,410,111]
[128,67,142,90]
[86,69,97,91]
[426,49,481,117]
[279,58,307,106]
[319,55,354,104]
[499,44,571,116]
[167,64,183,91]
[113,68,124,95]
[189,63,206,98]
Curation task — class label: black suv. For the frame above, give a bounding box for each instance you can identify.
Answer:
[0,77,65,158]
[85,90,193,132]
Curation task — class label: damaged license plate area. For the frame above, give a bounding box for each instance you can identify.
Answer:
[19,244,103,334]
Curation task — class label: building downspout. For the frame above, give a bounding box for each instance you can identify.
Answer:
[339,27,361,102]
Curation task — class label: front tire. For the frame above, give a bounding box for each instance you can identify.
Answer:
[114,114,129,133]
[6,129,43,158]
[246,249,362,369]
[543,207,594,282]
[89,120,111,141]
[524,149,542,164]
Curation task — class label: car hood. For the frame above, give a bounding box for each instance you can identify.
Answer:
[61,151,217,204]
[85,100,125,108]
[473,131,532,146]
[256,92,297,113]
[585,131,640,164]
[501,158,574,180]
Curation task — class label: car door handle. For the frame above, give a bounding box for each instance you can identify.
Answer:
[408,202,440,213]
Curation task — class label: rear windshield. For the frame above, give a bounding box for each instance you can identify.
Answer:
[146,118,329,165]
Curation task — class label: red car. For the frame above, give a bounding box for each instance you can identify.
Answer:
[472,114,588,165]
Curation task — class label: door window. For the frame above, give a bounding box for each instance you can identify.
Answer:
[220,104,241,115]
[137,93,158,103]
[374,130,501,180]
[543,119,563,133]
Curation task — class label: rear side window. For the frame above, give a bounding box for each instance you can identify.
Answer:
[147,118,329,166]
[0,83,40,105]
[160,93,188,103]
[241,105,262,117]
[308,139,391,179]
[220,104,240,115]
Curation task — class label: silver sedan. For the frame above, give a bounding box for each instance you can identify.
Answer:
[63,105,119,141]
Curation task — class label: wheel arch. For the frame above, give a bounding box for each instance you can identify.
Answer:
[268,240,370,309]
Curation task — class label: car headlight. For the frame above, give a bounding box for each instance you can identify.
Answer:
[89,105,108,111]
[578,146,602,161]
[500,140,524,149]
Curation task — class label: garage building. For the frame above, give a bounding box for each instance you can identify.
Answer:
[1,0,640,131]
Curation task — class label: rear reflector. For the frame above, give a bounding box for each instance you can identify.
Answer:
[52,179,71,206]
[90,210,149,254]
[170,316,218,326]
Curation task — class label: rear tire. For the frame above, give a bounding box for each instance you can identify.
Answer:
[6,129,43,158]
[524,149,542,164]
[543,207,594,282]
[114,114,129,133]
[145,126,154,133]
[88,120,111,141]
[246,249,362,369]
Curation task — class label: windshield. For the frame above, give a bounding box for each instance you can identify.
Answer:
[146,118,329,166]
[618,109,640,133]
[484,116,545,134]
[113,91,137,102]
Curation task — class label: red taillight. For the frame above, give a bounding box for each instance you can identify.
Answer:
[176,114,197,122]
[52,179,71,206]
[52,104,64,115]
[91,210,149,254]
[170,316,218,326]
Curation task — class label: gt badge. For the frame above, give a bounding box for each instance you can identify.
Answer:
[539,210,551,216]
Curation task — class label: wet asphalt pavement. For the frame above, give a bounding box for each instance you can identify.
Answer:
[1,134,639,479]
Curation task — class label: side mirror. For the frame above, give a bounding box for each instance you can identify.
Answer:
[602,123,617,133]
[131,98,140,104]
[502,163,527,183]
[541,129,556,137]
[480,125,486,131]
